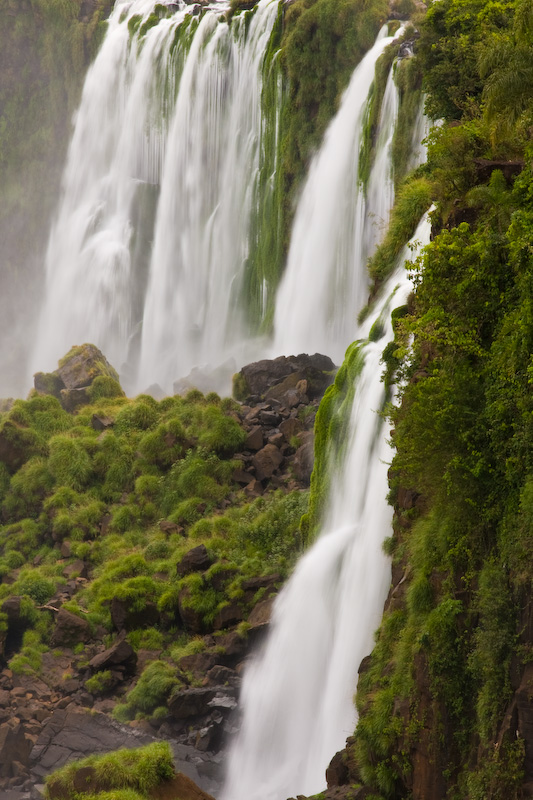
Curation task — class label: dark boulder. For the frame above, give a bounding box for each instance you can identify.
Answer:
[244,426,263,451]
[212,601,243,631]
[91,414,114,431]
[50,608,92,648]
[204,665,241,688]
[169,687,237,720]
[279,417,304,442]
[234,354,336,402]
[55,344,119,391]
[251,443,283,481]
[89,638,137,674]
[177,545,212,577]
[168,687,219,719]
[326,750,350,787]
[33,344,123,411]
[0,724,32,778]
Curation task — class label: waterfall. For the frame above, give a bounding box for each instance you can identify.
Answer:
[271,25,402,362]
[30,0,183,378]
[25,9,433,794]
[138,1,281,393]
[30,0,281,391]
[223,213,432,800]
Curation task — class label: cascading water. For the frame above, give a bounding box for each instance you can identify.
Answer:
[138,1,281,392]
[30,0,281,392]
[30,0,183,378]
[223,214,432,800]
[271,25,402,362]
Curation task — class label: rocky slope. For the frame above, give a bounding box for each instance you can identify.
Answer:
[0,344,336,798]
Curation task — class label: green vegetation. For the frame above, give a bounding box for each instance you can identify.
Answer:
[280,0,388,210]
[347,0,533,796]
[367,176,433,284]
[113,660,182,721]
[232,0,390,332]
[0,378,306,700]
[359,47,397,191]
[45,741,174,798]
[306,341,364,537]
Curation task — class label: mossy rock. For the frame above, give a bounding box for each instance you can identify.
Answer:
[56,344,120,390]
[45,742,177,799]
[33,344,123,412]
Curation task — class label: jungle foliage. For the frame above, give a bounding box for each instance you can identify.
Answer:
[348,0,533,797]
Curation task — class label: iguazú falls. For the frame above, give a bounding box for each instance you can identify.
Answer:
[2,0,532,799]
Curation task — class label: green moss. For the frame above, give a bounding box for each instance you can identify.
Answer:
[307,342,362,535]
[198,406,246,456]
[232,372,249,401]
[359,47,396,191]
[48,435,93,491]
[33,371,64,399]
[391,52,424,187]
[367,175,433,285]
[128,14,143,37]
[85,669,114,695]
[280,0,388,211]
[2,457,54,521]
[88,375,125,401]
[9,628,48,675]
[114,401,159,435]
[45,741,174,797]
[113,661,181,721]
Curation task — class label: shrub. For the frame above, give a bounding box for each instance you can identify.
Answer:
[113,662,181,720]
[85,669,114,695]
[93,434,135,499]
[87,375,125,401]
[198,406,247,456]
[48,435,93,490]
[9,629,48,675]
[2,457,54,520]
[114,401,159,435]
[15,571,56,604]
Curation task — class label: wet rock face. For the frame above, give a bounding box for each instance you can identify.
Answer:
[110,597,160,633]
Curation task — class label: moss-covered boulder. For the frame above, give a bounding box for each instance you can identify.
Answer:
[44,741,213,800]
[34,344,124,412]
